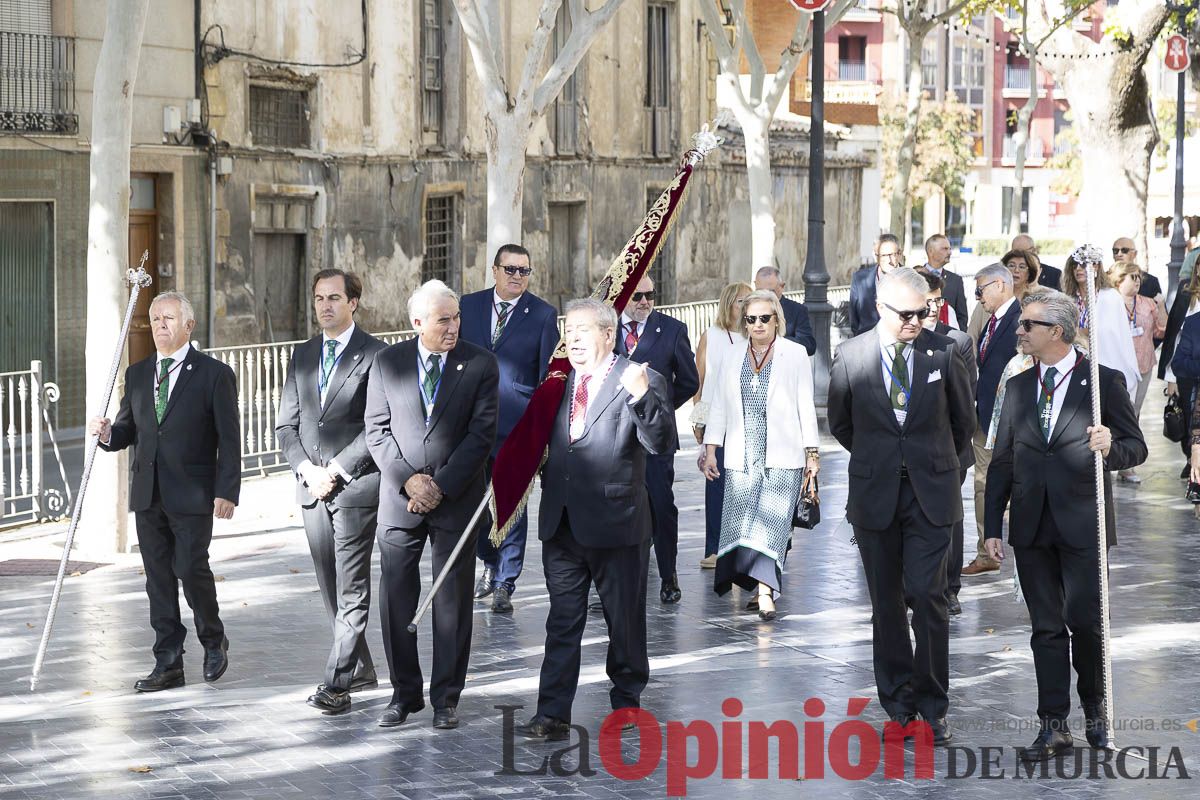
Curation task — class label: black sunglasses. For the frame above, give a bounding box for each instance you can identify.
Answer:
[974,280,1000,299]
[743,314,775,324]
[1113,247,1133,256]
[1017,319,1057,332]
[499,265,533,277]
[631,291,656,301]
[882,302,930,323]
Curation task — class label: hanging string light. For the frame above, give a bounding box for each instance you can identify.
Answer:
[914,9,1126,61]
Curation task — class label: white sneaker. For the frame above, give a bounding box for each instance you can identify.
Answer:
[699,554,717,569]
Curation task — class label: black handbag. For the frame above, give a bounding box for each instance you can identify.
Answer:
[1164,392,1188,443]
[792,474,820,530]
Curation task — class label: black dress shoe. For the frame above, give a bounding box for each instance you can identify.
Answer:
[1183,463,1192,480]
[134,665,185,693]
[924,717,953,746]
[1083,704,1112,749]
[474,565,495,599]
[515,714,570,741]
[378,703,414,728]
[349,672,379,693]
[203,637,229,682]
[660,576,681,604]
[1020,727,1074,762]
[307,684,351,715]
[947,594,962,616]
[491,586,514,614]
[433,706,459,729]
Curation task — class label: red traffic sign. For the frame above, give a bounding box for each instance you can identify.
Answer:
[788,0,833,11]
[1166,34,1189,73]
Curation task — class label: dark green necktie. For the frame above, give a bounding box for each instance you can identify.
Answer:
[155,358,174,423]
[493,301,512,345]
[423,353,442,404]
[889,343,909,411]
[319,339,338,393]
[1038,366,1058,441]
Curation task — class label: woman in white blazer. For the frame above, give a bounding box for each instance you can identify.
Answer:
[700,290,820,620]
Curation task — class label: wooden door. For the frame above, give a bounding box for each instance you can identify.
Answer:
[127,214,160,364]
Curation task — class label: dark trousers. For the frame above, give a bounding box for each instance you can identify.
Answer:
[377,519,477,711]
[134,499,223,668]
[645,452,678,581]
[477,457,529,593]
[537,516,650,722]
[1180,379,1196,459]
[946,468,969,598]
[854,478,952,721]
[301,501,377,691]
[1014,506,1104,724]
[704,446,726,557]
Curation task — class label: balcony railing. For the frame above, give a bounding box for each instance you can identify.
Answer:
[838,60,866,81]
[0,31,78,135]
[1052,137,1074,156]
[1004,65,1030,91]
[1002,137,1045,160]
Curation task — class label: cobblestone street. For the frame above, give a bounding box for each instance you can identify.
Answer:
[2,403,1199,799]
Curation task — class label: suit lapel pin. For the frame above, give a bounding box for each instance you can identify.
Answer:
[926,350,932,356]
[186,364,193,371]
[1081,379,1087,385]
[457,363,464,371]
[524,308,529,314]
[656,327,661,333]
[354,353,360,360]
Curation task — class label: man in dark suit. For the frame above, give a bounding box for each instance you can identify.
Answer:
[89,292,239,692]
[828,268,975,745]
[921,234,968,330]
[754,267,816,355]
[276,269,387,714]
[516,298,675,741]
[985,290,1146,761]
[459,244,559,613]
[616,275,699,603]
[1011,235,1062,290]
[365,280,499,731]
[918,269,978,616]
[964,264,1022,577]
[849,233,903,336]
[1112,236,1163,301]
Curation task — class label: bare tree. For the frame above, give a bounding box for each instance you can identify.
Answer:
[698,0,856,272]
[1038,0,1170,257]
[83,0,150,551]
[449,0,627,263]
[885,0,971,246]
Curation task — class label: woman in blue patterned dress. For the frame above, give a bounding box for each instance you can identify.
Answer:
[701,291,820,620]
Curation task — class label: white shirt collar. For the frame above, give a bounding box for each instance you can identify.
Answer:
[577,353,617,383]
[156,342,190,365]
[620,312,643,330]
[991,296,1017,320]
[494,289,522,308]
[1044,347,1079,376]
[321,322,356,350]
[416,338,450,367]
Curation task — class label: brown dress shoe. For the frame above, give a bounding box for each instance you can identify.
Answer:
[961,557,999,576]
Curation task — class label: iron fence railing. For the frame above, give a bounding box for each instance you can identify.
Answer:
[0,31,78,135]
[0,361,70,528]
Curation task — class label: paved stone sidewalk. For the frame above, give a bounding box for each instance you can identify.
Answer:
[2,406,1199,799]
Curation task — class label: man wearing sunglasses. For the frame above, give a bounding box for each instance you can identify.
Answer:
[459,244,560,613]
[984,290,1146,761]
[849,233,905,336]
[617,275,699,603]
[828,267,975,745]
[1112,236,1162,303]
[754,266,816,355]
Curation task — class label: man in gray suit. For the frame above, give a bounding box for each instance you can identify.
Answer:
[276,269,387,715]
[516,298,675,741]
[365,280,498,731]
[828,267,975,745]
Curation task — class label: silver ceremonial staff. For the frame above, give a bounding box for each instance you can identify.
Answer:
[30,257,154,691]
[1081,247,1116,748]
[406,488,493,634]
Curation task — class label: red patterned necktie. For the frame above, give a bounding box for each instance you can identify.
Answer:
[980,314,998,360]
[624,321,639,353]
[938,301,950,326]
[570,374,592,441]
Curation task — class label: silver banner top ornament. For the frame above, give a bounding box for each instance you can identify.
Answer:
[681,109,732,168]
[127,251,153,288]
[1070,244,1105,266]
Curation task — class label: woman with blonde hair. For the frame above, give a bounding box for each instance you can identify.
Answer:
[691,281,753,567]
[701,290,820,620]
[1062,251,1139,402]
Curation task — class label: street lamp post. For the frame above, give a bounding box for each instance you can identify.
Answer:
[803,8,832,405]
[1165,1,1196,298]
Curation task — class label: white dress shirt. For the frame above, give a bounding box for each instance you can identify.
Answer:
[569,354,617,440]
[1035,347,1082,436]
[878,331,915,425]
[416,338,451,420]
[619,313,645,352]
[154,342,191,402]
[490,291,523,340]
[318,322,356,407]
[979,296,1016,354]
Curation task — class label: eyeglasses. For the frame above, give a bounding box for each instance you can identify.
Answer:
[974,280,1000,299]
[631,291,656,301]
[743,314,775,324]
[881,303,930,323]
[1127,273,1143,281]
[499,265,533,277]
[1113,247,1133,256]
[879,252,902,263]
[926,297,946,308]
[1017,319,1057,333]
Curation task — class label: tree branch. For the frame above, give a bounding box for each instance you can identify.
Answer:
[516,0,563,112]
[698,0,752,112]
[732,0,767,105]
[531,0,628,117]
[764,15,809,114]
[451,0,511,112]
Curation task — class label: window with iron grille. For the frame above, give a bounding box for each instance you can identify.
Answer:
[423,194,460,289]
[421,0,444,137]
[551,0,578,155]
[644,2,673,157]
[249,85,310,148]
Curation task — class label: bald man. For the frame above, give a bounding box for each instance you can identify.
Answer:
[1010,235,1061,291]
[1112,237,1161,301]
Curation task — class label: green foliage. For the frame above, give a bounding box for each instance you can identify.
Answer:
[1155,98,1200,164]
[880,94,976,206]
